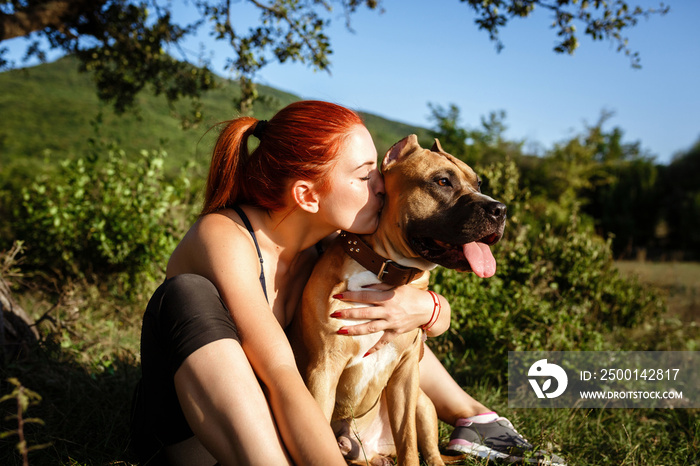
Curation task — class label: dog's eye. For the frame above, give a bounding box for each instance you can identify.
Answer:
[437,178,451,187]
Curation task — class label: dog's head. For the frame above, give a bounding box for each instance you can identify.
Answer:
[377,134,506,277]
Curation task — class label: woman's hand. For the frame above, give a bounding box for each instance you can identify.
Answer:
[332,284,451,357]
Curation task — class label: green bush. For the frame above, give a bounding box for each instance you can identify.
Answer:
[6,145,198,291]
[429,160,665,386]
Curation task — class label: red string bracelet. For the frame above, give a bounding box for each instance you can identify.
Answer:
[421,290,441,332]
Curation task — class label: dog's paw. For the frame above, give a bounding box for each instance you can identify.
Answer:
[337,434,360,460]
[369,456,394,466]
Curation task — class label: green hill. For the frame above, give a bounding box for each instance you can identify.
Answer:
[0,56,430,175]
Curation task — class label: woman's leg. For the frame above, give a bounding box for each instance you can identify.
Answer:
[419,344,490,425]
[135,274,290,466]
[420,343,567,465]
[174,338,291,466]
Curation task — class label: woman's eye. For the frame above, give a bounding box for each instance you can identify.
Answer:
[360,168,377,181]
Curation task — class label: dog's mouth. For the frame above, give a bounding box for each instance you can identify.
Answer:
[412,232,501,278]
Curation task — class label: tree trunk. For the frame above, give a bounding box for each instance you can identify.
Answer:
[0,263,38,362]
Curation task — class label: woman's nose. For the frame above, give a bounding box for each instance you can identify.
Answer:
[373,173,385,196]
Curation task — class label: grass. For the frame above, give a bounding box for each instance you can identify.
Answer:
[441,385,699,466]
[0,56,432,181]
[1,278,145,466]
[614,261,699,353]
[615,261,700,324]
[1,270,698,466]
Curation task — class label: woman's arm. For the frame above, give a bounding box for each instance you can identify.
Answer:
[330,284,452,357]
[239,311,346,466]
[181,215,346,465]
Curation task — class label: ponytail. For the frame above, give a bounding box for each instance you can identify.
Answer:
[202,101,364,216]
[202,117,256,215]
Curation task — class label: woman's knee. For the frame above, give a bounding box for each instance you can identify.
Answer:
[153,274,239,373]
[158,274,230,331]
[162,274,220,305]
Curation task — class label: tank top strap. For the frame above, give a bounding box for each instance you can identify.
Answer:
[232,205,268,303]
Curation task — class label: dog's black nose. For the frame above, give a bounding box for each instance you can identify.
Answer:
[485,201,507,221]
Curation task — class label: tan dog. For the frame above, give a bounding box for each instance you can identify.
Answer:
[291,134,506,466]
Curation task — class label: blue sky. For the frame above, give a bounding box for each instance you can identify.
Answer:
[178,0,698,164]
[5,1,699,164]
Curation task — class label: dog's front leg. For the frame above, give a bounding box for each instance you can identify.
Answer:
[416,389,445,466]
[385,350,421,466]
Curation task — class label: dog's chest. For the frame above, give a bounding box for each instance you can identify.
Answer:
[338,270,402,397]
[344,336,399,400]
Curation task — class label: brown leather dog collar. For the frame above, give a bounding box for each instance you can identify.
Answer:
[339,231,422,287]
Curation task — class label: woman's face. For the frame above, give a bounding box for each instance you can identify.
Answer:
[320,125,385,234]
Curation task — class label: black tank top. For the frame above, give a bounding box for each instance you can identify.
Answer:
[233,206,268,302]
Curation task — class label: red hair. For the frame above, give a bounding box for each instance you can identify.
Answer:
[202,101,364,215]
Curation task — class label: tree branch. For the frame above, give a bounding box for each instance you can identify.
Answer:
[246,0,329,68]
[0,0,106,41]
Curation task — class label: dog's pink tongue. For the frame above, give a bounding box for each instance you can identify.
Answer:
[463,242,496,278]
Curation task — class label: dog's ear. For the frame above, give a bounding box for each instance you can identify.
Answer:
[382,134,420,171]
[431,138,444,153]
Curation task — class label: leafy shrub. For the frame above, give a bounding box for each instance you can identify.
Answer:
[7,145,198,291]
[429,160,665,385]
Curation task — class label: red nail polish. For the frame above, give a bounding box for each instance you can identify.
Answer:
[330,311,342,318]
[337,328,349,335]
[332,294,344,299]
[363,351,371,358]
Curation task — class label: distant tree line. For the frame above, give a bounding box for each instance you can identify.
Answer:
[429,104,700,261]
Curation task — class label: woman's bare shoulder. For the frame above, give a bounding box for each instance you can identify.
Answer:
[195,210,246,239]
[167,210,258,278]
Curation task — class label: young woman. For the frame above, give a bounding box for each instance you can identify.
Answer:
[130,100,563,466]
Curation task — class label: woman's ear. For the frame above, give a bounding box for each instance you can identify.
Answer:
[292,180,320,213]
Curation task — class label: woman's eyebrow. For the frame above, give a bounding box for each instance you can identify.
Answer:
[353,161,375,171]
